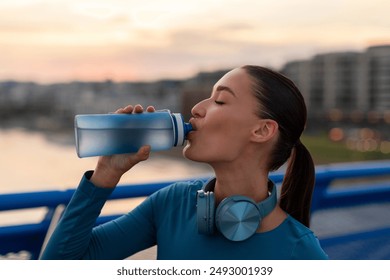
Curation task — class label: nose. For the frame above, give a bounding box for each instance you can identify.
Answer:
[191,98,208,118]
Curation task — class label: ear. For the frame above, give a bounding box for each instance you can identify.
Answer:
[250,119,278,143]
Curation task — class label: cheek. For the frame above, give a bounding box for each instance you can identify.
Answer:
[183,123,248,162]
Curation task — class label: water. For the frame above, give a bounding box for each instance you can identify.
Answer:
[75,112,192,157]
[0,128,212,226]
[76,128,175,157]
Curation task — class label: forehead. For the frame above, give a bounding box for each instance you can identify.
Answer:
[214,68,253,94]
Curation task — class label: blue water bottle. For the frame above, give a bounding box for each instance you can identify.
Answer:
[74,110,193,158]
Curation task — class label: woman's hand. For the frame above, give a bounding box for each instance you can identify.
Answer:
[90,104,155,188]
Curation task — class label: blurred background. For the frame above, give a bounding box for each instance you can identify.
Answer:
[0,0,389,192]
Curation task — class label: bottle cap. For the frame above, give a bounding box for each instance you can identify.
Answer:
[172,113,192,146]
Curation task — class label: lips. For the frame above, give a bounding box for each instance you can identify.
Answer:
[186,118,197,140]
[189,118,198,131]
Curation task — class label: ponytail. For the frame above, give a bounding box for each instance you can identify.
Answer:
[279,141,315,227]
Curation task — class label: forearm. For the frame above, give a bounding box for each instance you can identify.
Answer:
[40,171,114,259]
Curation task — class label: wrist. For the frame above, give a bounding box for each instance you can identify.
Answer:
[90,164,122,188]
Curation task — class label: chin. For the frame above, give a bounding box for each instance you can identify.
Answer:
[182,145,195,161]
[182,144,205,163]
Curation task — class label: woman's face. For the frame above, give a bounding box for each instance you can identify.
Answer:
[183,67,261,164]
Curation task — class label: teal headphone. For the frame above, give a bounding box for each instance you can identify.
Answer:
[196,178,277,242]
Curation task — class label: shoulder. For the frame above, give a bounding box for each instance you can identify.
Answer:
[284,215,314,238]
[149,179,205,203]
[284,216,329,260]
[143,179,205,224]
[127,179,205,222]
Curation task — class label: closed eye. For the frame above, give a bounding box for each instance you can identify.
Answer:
[214,100,225,105]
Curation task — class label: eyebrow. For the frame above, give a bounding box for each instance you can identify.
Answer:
[215,85,237,97]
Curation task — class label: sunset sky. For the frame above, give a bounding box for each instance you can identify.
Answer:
[1,0,390,83]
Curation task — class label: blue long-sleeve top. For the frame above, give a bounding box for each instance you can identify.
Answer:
[40,171,328,260]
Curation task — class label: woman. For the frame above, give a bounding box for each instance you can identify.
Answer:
[41,65,328,260]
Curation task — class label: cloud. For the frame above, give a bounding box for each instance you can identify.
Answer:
[70,2,120,20]
[1,0,390,82]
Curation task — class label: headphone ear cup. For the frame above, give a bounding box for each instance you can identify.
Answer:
[196,190,215,235]
[215,196,261,242]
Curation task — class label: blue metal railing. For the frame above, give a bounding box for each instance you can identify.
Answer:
[1,160,390,259]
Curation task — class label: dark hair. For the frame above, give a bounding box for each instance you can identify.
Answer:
[242,65,315,227]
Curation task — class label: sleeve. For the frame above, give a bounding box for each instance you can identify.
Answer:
[291,233,329,260]
[40,171,157,260]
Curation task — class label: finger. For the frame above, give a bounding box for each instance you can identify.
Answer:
[122,105,134,113]
[114,108,125,113]
[134,104,144,114]
[146,106,155,112]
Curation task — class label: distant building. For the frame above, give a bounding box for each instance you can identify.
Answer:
[365,45,390,112]
[1,44,389,131]
[281,45,390,122]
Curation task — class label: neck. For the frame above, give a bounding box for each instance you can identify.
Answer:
[211,160,270,205]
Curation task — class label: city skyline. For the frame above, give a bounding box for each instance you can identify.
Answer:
[1,0,390,83]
